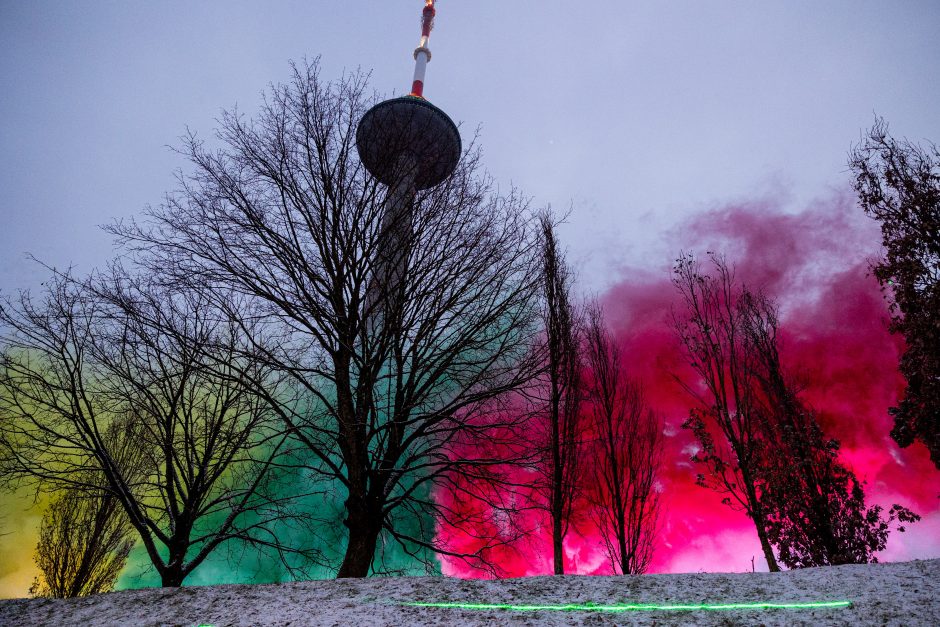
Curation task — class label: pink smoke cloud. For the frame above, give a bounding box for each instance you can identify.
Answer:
[437,191,940,577]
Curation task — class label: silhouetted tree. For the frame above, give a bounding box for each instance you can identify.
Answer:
[584,303,662,575]
[672,253,780,571]
[30,492,133,598]
[850,118,940,469]
[29,422,140,598]
[739,290,920,568]
[0,271,289,587]
[533,212,583,575]
[107,61,543,578]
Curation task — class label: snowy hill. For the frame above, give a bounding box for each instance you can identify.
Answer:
[1,558,936,626]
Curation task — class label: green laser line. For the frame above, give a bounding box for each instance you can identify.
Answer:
[401,600,852,612]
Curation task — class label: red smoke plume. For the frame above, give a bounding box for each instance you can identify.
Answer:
[437,192,940,576]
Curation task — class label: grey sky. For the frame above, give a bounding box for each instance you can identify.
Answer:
[2,0,938,295]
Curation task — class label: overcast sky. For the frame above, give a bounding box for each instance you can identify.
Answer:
[2,0,939,295]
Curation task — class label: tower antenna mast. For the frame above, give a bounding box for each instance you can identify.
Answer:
[410,0,436,98]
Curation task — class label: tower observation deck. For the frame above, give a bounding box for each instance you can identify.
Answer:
[356,1,461,190]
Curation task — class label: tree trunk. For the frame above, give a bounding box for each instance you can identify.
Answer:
[755,522,780,572]
[745,481,780,572]
[159,565,186,587]
[158,541,190,587]
[551,488,564,575]
[551,384,564,575]
[338,497,383,578]
[617,508,629,575]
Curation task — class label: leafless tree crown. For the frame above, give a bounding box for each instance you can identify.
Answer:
[105,60,544,577]
[672,253,780,572]
[584,303,663,575]
[28,423,139,599]
[0,271,288,587]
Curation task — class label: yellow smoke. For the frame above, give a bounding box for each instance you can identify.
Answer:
[0,488,44,599]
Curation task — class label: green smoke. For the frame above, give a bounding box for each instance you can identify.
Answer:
[116,430,441,589]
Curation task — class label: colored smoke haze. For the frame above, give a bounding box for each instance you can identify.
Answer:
[2,192,938,597]
[437,191,940,577]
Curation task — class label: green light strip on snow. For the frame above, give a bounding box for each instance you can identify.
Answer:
[401,600,852,612]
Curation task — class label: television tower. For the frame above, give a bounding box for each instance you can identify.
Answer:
[356,0,461,324]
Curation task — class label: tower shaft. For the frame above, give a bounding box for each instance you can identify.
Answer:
[364,153,417,330]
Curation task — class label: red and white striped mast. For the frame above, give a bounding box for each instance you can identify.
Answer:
[409,0,436,98]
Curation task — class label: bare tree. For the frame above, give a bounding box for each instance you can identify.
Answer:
[532,212,583,575]
[29,421,141,598]
[0,271,290,587]
[107,61,543,577]
[672,253,780,572]
[584,304,662,575]
[674,254,917,571]
[30,492,133,598]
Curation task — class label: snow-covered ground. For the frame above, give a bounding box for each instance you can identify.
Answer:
[1,558,936,626]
